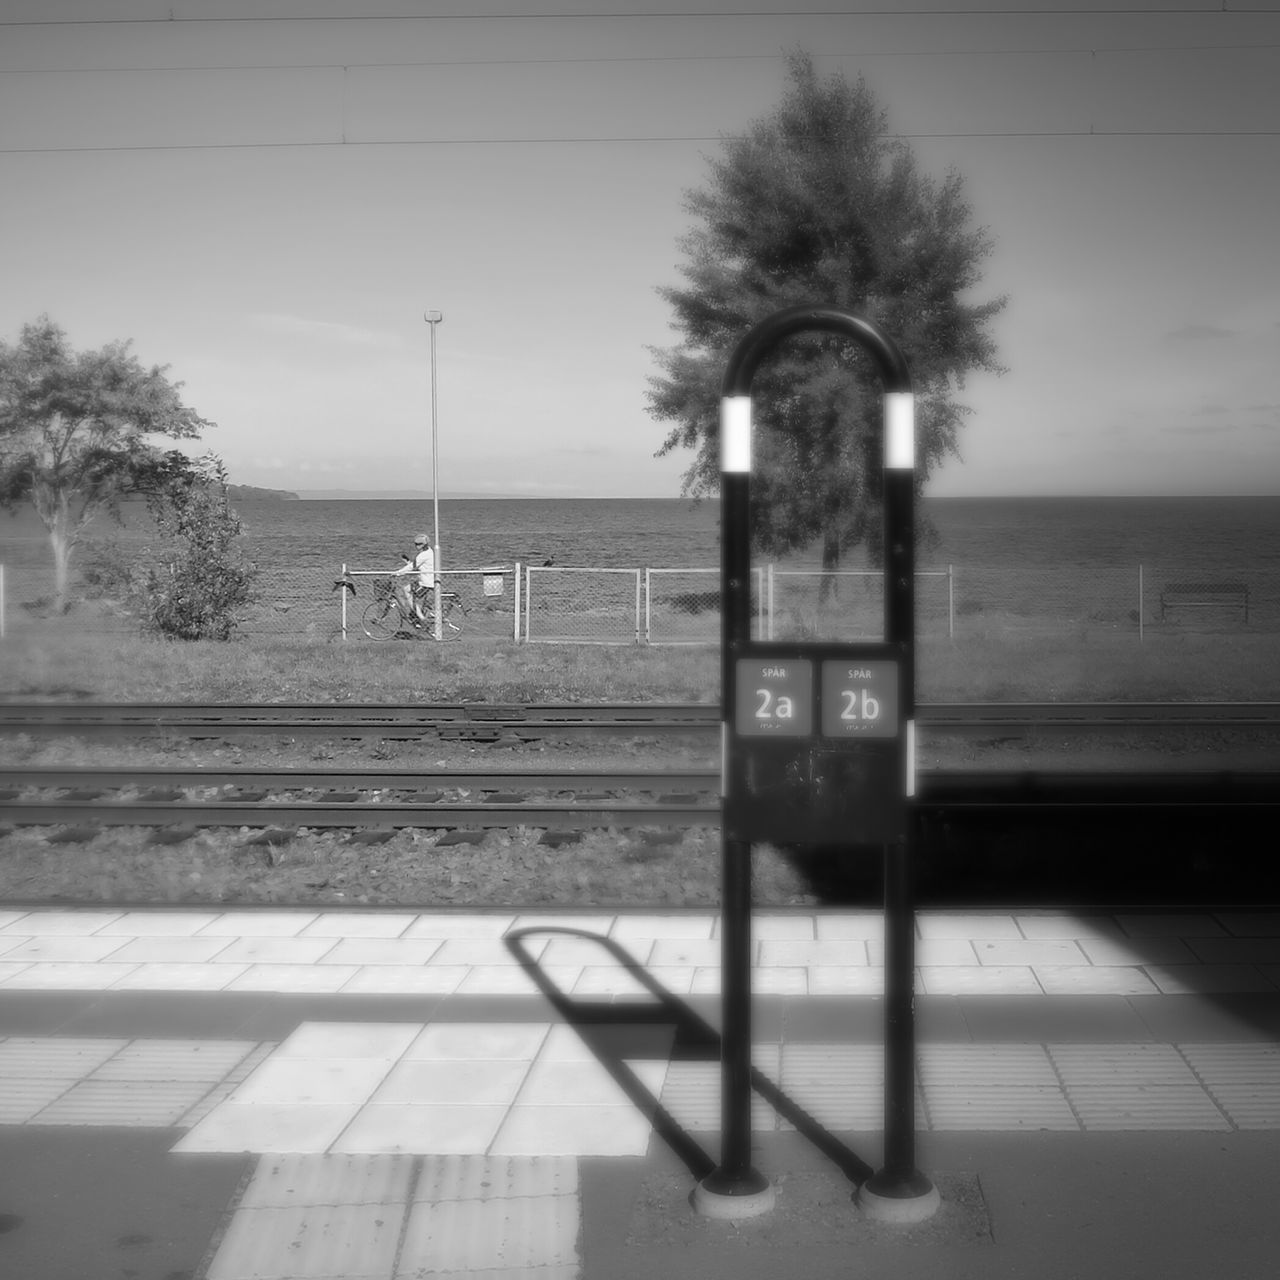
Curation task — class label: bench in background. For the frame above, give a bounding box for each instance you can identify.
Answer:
[1160,581,1250,623]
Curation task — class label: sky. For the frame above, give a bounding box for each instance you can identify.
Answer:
[1,1,1278,500]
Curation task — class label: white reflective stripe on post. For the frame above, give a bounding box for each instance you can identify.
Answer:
[721,396,752,473]
[905,718,916,798]
[885,392,915,470]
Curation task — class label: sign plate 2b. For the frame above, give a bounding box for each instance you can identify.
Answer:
[820,660,899,738]
[735,658,813,737]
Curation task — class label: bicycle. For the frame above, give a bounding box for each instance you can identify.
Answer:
[360,578,466,641]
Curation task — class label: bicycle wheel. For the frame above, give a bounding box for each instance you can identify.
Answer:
[440,594,465,640]
[361,599,404,641]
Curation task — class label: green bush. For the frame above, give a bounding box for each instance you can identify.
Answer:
[138,455,258,641]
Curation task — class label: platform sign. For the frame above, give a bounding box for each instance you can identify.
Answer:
[821,659,898,739]
[735,658,813,737]
[699,304,936,1225]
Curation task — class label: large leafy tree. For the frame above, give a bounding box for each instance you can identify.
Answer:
[0,316,212,609]
[648,53,1005,572]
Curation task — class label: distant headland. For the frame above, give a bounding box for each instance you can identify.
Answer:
[227,485,300,501]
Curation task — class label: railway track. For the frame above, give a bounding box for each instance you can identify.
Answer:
[4,700,1280,740]
[3,765,1279,832]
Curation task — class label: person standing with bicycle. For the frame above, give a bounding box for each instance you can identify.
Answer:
[394,533,436,625]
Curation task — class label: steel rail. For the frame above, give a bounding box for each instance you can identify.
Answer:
[5,701,1280,741]
[0,766,720,790]
[4,770,1279,830]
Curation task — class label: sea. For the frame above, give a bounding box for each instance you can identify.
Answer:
[2,495,1279,580]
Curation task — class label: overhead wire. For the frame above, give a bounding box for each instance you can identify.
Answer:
[1,5,1277,25]
[2,41,1278,74]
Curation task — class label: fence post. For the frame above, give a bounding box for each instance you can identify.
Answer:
[948,564,954,640]
[524,566,532,641]
[644,568,652,645]
[767,563,775,640]
[0,563,5,640]
[1138,564,1144,644]
[340,562,348,640]
[514,562,522,642]
[634,569,642,645]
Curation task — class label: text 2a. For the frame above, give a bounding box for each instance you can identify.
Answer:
[755,688,799,722]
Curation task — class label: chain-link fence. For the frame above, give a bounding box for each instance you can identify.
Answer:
[523,567,642,644]
[644,568,768,645]
[4,558,1278,645]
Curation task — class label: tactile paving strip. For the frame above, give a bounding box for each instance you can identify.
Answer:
[1048,1044,1232,1130]
[1179,1043,1280,1129]
[203,1154,581,1280]
[0,1035,262,1128]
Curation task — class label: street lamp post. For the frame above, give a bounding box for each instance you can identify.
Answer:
[425,310,443,640]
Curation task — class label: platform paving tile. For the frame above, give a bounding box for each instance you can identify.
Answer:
[1077,936,1197,966]
[0,909,125,935]
[0,935,132,963]
[538,935,647,967]
[298,913,420,938]
[195,911,320,937]
[429,937,548,967]
[609,914,714,940]
[808,967,885,995]
[974,939,1088,967]
[1215,912,1280,937]
[212,936,340,965]
[1144,964,1277,994]
[758,940,869,967]
[225,964,361,993]
[33,1078,209,1125]
[238,1152,417,1208]
[338,965,470,995]
[1033,965,1160,995]
[107,962,251,990]
[0,962,141,989]
[868,938,978,966]
[919,913,1021,940]
[315,939,444,966]
[99,936,237,964]
[207,1202,407,1280]
[333,1103,511,1154]
[753,967,808,995]
[1115,912,1228,938]
[398,1191,580,1274]
[1180,1042,1280,1128]
[1048,1042,1232,1130]
[1185,936,1280,965]
[455,964,584,996]
[921,966,1041,995]
[1013,913,1125,941]
[402,915,517,939]
[175,1101,362,1153]
[813,912,885,941]
[96,910,222,935]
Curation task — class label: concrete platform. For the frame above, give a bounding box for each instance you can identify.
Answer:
[1,905,1278,1278]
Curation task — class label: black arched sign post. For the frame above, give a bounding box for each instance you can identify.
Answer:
[693,304,940,1224]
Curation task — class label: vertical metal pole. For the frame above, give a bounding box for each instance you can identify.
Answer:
[948,563,954,640]
[692,394,773,1219]
[425,310,443,641]
[859,393,939,1222]
[514,563,521,642]
[1139,564,1144,643]
[340,562,348,640]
